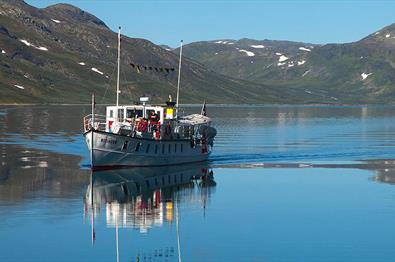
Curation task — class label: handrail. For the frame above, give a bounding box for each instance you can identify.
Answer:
[83,114,106,132]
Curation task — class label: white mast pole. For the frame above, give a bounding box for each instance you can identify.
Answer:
[176,40,183,118]
[175,194,182,262]
[116,26,121,107]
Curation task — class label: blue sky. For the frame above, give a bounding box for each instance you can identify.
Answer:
[26,0,395,47]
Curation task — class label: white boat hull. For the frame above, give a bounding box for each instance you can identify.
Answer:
[84,130,212,169]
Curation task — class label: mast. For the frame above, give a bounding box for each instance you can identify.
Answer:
[176,40,183,118]
[90,93,95,169]
[116,26,121,107]
[175,194,182,262]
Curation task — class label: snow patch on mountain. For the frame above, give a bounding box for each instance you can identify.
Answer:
[299,47,311,52]
[250,45,265,49]
[278,55,288,62]
[91,67,104,75]
[78,62,86,66]
[298,60,306,66]
[215,40,232,44]
[14,84,25,90]
[36,46,48,51]
[20,39,48,51]
[51,19,61,24]
[239,49,255,56]
[361,72,372,80]
[20,39,32,46]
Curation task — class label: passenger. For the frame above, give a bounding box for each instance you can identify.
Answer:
[149,111,159,132]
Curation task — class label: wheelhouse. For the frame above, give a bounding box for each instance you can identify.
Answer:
[105,105,166,132]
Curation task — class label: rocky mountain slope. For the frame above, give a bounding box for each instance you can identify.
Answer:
[2,0,395,104]
[177,26,395,103]
[1,0,311,104]
[176,38,318,82]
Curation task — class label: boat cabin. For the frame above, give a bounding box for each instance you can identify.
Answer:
[106,105,165,132]
[105,99,177,133]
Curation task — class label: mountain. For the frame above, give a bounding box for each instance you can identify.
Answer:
[176,27,395,103]
[176,38,319,82]
[1,0,309,104]
[2,1,395,104]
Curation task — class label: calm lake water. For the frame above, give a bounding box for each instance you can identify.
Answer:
[1,105,395,262]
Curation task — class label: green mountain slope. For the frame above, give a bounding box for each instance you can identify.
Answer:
[178,27,395,103]
[1,0,312,104]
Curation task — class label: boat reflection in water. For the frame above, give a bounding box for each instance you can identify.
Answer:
[84,163,215,261]
[84,161,215,236]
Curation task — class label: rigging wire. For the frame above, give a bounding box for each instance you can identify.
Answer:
[100,63,118,104]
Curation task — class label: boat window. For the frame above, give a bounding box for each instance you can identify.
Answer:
[168,144,171,154]
[175,144,177,153]
[168,175,170,183]
[146,109,155,118]
[118,109,124,121]
[183,126,189,137]
[155,144,158,154]
[146,144,150,153]
[135,142,141,152]
[109,110,113,118]
[162,144,165,154]
[155,178,158,186]
[162,176,165,185]
[126,109,143,118]
[181,144,183,152]
[174,175,177,183]
[145,180,150,187]
[122,141,128,151]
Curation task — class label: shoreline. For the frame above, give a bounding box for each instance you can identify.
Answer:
[1,103,395,107]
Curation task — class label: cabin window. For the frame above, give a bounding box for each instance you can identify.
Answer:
[155,178,158,186]
[162,144,165,154]
[155,145,158,154]
[168,144,171,154]
[168,175,171,184]
[118,109,124,121]
[122,141,128,151]
[174,175,177,183]
[126,109,134,118]
[183,126,189,137]
[175,144,177,153]
[135,142,141,152]
[146,144,150,153]
[109,110,113,118]
[162,176,165,185]
[145,180,150,187]
[146,109,155,118]
[135,109,143,118]
[126,109,143,118]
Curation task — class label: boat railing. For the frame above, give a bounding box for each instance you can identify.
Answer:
[83,114,106,132]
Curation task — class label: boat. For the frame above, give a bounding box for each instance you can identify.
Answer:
[83,27,217,170]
